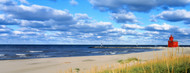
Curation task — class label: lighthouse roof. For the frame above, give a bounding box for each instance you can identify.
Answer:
[170,35,173,37]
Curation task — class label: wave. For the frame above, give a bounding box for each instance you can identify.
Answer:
[103,51,117,55]
[0,54,5,57]
[29,51,43,53]
[109,51,117,55]
[16,54,26,57]
[37,55,49,58]
[91,51,101,53]
[123,50,128,53]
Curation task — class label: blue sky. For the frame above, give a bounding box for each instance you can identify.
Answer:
[0,0,190,45]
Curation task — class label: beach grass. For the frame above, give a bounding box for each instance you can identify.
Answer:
[101,55,190,73]
[63,47,190,73]
[117,57,140,64]
[98,47,190,73]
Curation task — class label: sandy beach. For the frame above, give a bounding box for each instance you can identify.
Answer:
[0,47,189,73]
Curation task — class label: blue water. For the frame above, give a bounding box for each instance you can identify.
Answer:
[0,45,167,60]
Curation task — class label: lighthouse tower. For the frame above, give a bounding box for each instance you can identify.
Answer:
[168,35,178,47]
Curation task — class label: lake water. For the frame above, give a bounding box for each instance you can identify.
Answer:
[0,45,166,60]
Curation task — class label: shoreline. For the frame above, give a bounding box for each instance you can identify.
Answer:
[0,47,189,73]
[0,48,161,61]
[0,47,163,61]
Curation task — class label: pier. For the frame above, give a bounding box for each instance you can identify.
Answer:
[89,46,162,49]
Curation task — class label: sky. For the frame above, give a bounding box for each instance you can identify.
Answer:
[0,0,190,45]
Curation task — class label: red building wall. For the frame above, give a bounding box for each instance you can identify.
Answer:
[168,35,178,47]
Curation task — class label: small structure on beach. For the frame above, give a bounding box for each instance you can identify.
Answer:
[168,35,178,47]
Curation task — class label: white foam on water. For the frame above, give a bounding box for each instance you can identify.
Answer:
[109,51,117,55]
[134,49,140,51]
[16,54,26,57]
[29,51,43,53]
[0,54,5,57]
[123,50,128,53]
[37,55,49,58]
[91,51,101,53]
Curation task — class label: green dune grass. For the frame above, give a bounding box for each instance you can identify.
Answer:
[100,55,190,73]
[99,48,190,73]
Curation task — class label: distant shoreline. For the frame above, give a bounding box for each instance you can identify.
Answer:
[89,46,165,49]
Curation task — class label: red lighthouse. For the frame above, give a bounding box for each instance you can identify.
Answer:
[168,35,178,47]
